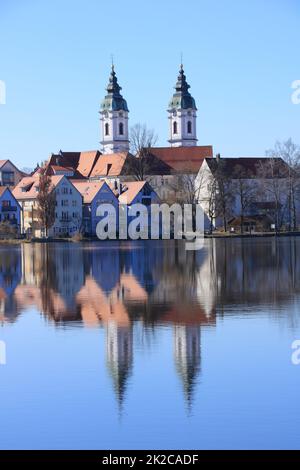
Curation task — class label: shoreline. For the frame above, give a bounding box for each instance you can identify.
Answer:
[1,231,300,244]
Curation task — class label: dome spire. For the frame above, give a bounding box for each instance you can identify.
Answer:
[101,65,129,112]
[100,64,130,154]
[168,63,198,147]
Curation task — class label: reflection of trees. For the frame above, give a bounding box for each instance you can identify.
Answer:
[39,245,58,320]
[174,326,201,408]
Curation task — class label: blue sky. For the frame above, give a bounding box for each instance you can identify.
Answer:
[0,0,299,169]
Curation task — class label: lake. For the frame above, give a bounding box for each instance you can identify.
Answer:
[0,238,300,450]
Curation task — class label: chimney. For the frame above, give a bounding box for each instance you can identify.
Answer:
[216,153,221,161]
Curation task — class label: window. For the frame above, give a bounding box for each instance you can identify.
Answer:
[72,200,77,207]
[187,120,192,134]
[119,122,124,135]
[105,123,109,135]
[61,200,69,207]
[1,171,14,185]
[173,121,178,134]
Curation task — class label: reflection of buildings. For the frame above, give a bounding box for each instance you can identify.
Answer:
[174,326,201,406]
[5,238,300,409]
[0,246,22,322]
[106,322,133,406]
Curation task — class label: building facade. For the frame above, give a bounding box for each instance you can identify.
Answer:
[0,187,21,233]
[72,180,119,236]
[13,175,82,237]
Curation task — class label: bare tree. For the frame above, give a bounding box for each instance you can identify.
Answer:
[258,158,289,232]
[130,123,158,181]
[36,171,56,237]
[212,158,235,232]
[266,139,300,230]
[232,165,256,233]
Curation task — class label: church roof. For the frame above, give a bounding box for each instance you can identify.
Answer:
[147,146,213,173]
[168,65,197,111]
[100,66,129,112]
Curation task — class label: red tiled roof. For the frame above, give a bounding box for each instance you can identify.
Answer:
[47,150,101,178]
[90,152,133,177]
[118,181,147,204]
[13,175,64,200]
[147,146,213,173]
[72,180,108,204]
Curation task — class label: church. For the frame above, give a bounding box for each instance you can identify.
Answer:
[95,63,213,202]
[99,62,208,152]
[26,64,213,208]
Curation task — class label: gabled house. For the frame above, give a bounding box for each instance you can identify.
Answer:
[118,181,160,237]
[13,175,82,237]
[0,159,25,187]
[72,180,119,236]
[0,187,21,233]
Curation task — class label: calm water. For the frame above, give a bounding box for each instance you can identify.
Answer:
[0,238,300,450]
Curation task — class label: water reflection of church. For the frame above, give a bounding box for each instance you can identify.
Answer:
[1,239,300,408]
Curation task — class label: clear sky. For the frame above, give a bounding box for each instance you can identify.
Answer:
[0,0,299,169]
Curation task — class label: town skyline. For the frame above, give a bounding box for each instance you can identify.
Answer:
[0,0,299,169]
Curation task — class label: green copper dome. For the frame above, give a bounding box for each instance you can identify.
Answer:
[168,65,197,110]
[101,66,129,112]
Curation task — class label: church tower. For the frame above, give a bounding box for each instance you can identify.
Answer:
[100,65,129,154]
[168,64,197,147]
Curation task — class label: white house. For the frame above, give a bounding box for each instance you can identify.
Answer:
[196,156,293,231]
[13,175,82,237]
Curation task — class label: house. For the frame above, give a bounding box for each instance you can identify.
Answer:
[72,180,119,236]
[196,156,292,231]
[0,160,25,187]
[13,175,82,237]
[0,187,21,234]
[118,181,160,237]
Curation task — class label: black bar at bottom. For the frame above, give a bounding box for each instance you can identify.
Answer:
[0,450,300,464]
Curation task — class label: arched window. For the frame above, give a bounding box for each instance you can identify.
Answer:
[173,121,178,134]
[119,122,124,135]
[105,123,109,136]
[187,120,192,134]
